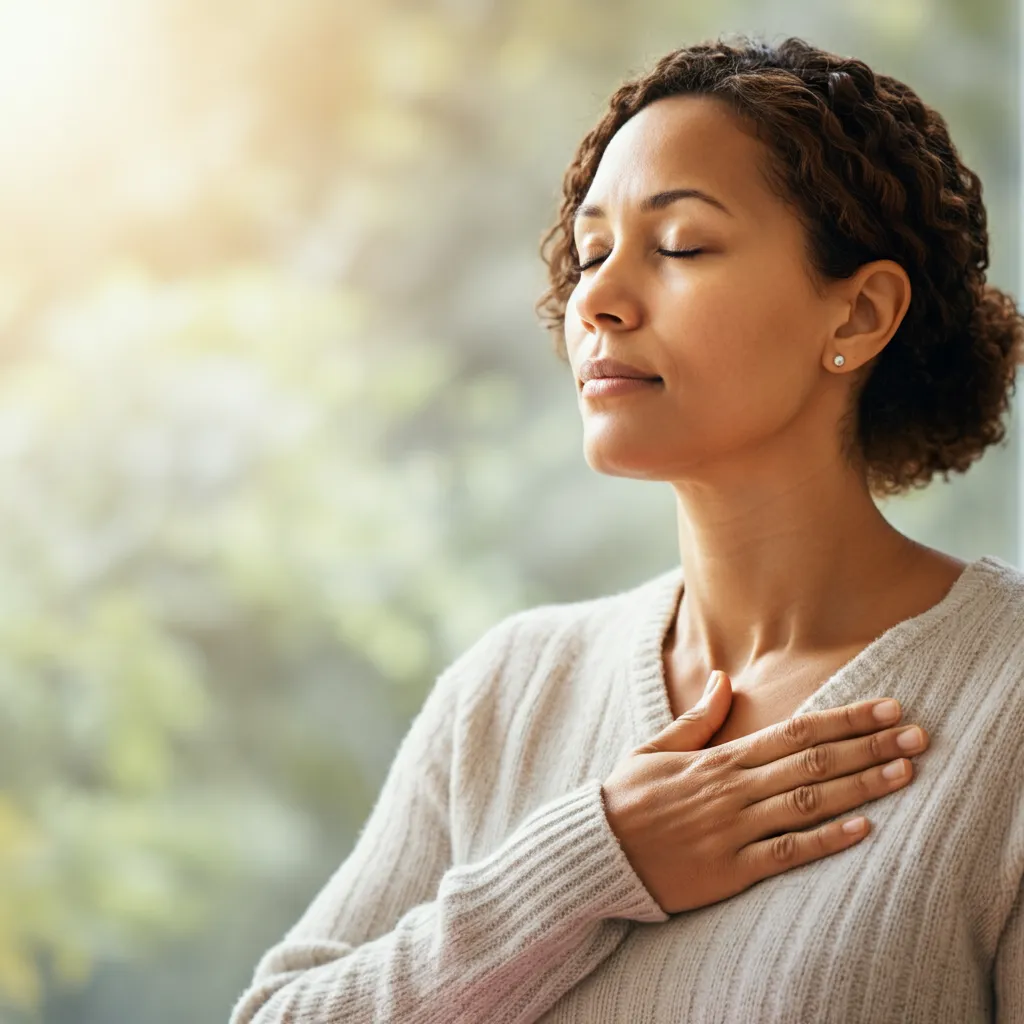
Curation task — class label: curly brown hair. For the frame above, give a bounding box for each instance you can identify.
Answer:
[537,35,1024,498]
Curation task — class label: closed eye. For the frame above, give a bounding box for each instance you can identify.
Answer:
[574,248,704,272]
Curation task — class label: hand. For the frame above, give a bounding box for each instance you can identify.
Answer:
[601,670,928,915]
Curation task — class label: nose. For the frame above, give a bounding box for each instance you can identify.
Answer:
[571,256,642,334]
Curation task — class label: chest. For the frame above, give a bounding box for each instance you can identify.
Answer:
[662,644,869,748]
[538,826,997,1023]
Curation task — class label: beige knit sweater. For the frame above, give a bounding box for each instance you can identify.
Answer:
[229,553,1024,1023]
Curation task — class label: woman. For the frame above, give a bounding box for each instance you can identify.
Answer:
[230,36,1024,1023]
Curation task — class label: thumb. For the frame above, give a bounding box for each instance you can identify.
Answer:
[636,670,731,754]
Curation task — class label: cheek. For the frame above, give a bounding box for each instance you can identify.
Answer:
[655,265,818,421]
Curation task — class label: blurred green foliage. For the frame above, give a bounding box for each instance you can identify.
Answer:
[0,266,541,1019]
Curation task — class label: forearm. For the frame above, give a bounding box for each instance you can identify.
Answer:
[229,778,667,1024]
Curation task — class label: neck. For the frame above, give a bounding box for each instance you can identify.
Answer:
[668,461,931,678]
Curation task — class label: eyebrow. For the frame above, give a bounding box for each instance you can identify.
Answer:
[573,188,734,223]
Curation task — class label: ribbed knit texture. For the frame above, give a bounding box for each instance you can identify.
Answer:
[229,554,1024,1023]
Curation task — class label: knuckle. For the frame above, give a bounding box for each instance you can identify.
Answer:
[701,745,735,771]
[801,743,830,779]
[780,715,812,748]
[734,853,755,890]
[788,782,821,816]
[699,777,734,805]
[866,731,886,761]
[716,770,749,802]
[815,827,831,856]
[770,832,797,864]
[854,769,874,798]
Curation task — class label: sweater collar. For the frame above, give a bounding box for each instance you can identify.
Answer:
[625,554,1013,746]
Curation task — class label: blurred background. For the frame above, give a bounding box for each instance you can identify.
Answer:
[0,1,1019,1022]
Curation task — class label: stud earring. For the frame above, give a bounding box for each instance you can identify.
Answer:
[833,354,845,367]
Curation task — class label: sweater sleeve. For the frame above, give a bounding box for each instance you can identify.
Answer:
[994,877,1023,1022]
[228,615,670,1024]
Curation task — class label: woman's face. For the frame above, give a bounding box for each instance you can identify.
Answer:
[565,93,853,483]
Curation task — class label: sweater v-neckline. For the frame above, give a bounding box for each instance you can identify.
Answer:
[626,554,1005,744]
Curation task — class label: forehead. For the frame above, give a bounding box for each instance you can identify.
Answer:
[583,94,776,221]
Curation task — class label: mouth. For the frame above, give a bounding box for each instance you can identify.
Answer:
[580,376,664,398]
[579,374,662,385]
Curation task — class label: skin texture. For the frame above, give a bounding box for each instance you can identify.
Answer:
[564,93,967,735]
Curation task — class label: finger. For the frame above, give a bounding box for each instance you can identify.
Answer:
[730,698,904,770]
[741,755,915,849]
[743,721,929,803]
[736,812,872,885]
[635,671,730,754]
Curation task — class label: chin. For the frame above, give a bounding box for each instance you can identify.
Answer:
[582,442,673,480]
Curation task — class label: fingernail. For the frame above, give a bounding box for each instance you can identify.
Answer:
[896,726,923,751]
[873,700,900,724]
[704,671,722,697]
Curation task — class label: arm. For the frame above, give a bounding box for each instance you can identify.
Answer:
[994,877,1023,1022]
[228,616,669,1024]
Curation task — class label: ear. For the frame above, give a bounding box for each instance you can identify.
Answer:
[826,259,911,372]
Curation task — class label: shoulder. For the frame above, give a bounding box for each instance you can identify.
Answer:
[950,556,1024,736]
[961,556,1024,656]
[936,556,1024,687]
[435,565,680,708]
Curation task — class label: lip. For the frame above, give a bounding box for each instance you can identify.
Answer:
[581,377,662,399]
[579,356,662,384]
